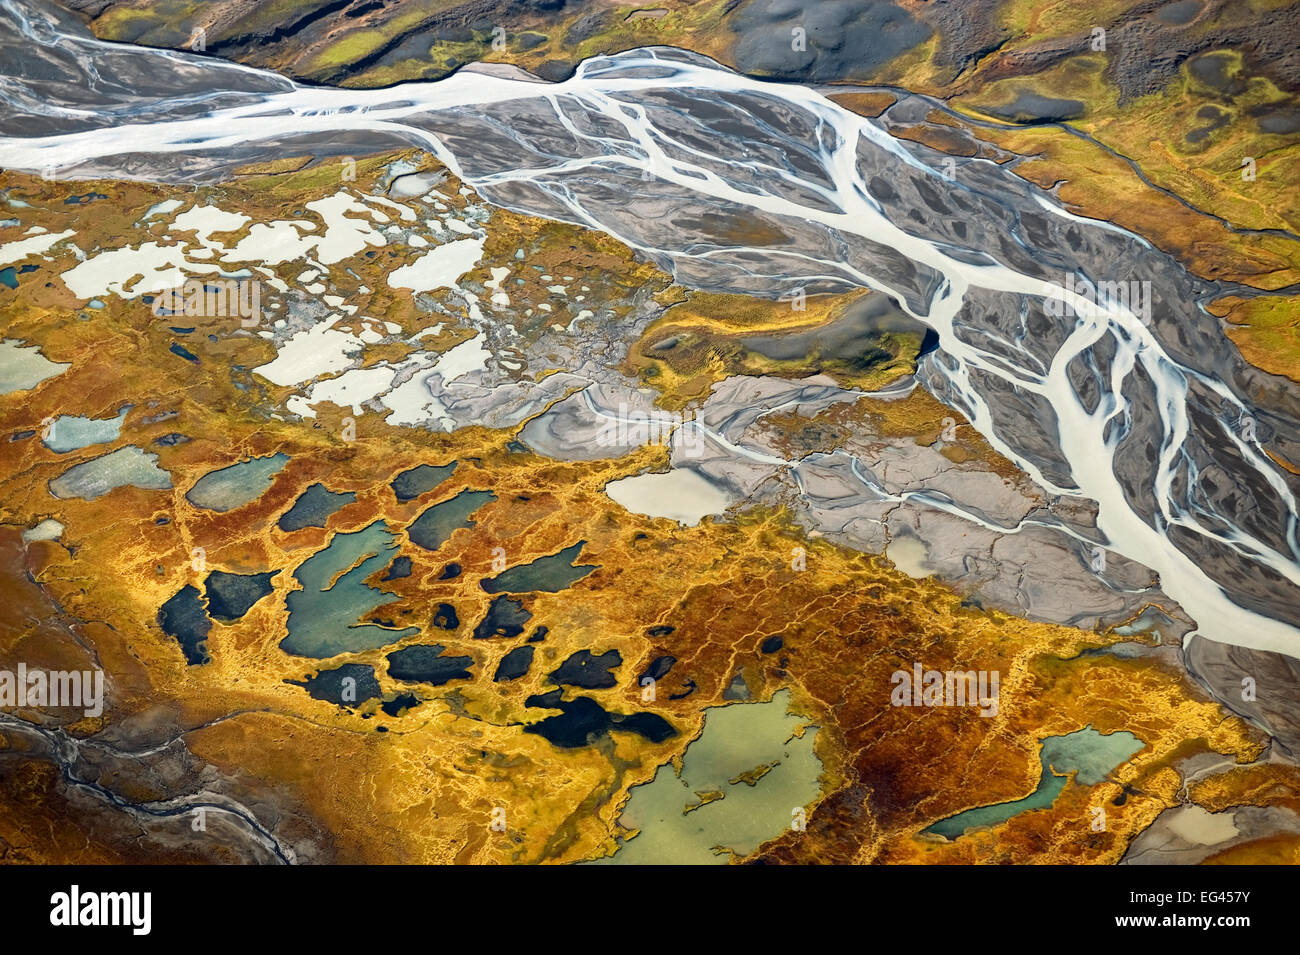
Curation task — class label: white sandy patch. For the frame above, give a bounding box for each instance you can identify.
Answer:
[388,237,484,293]
[303,364,397,414]
[1163,806,1239,846]
[0,338,69,393]
[224,219,318,265]
[886,535,932,578]
[61,241,216,298]
[432,334,490,382]
[389,173,440,198]
[253,316,363,387]
[379,335,490,427]
[0,229,75,266]
[141,199,183,222]
[604,468,734,526]
[22,518,64,542]
[217,191,384,266]
[172,205,249,246]
[308,191,388,263]
[379,365,439,426]
[286,395,315,418]
[409,322,445,342]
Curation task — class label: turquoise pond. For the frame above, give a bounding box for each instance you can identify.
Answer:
[279,521,417,658]
[924,726,1145,839]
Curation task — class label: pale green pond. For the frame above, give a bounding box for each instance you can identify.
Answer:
[594,688,823,865]
[0,338,68,393]
[43,405,131,453]
[187,452,289,512]
[48,446,172,500]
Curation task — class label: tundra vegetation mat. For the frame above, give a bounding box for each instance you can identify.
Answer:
[0,0,1298,872]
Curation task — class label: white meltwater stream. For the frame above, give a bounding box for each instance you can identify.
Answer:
[0,17,1297,659]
